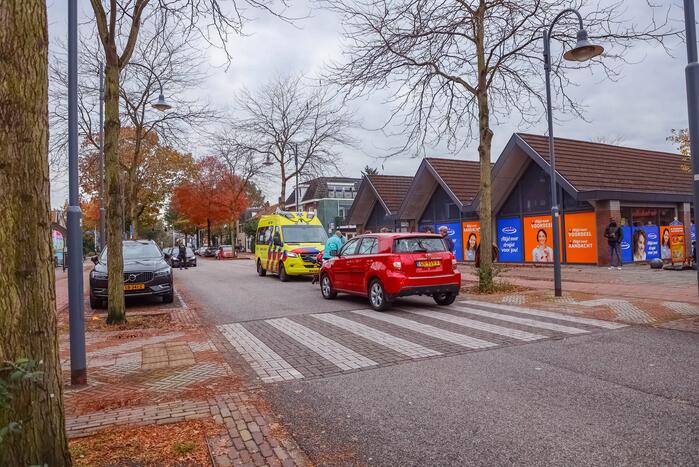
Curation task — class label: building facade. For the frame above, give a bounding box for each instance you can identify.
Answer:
[285,177,361,233]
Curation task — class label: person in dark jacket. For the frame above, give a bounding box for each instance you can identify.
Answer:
[177,240,188,270]
[604,218,623,270]
[439,226,455,253]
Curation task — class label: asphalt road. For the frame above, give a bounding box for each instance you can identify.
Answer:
[181,257,699,466]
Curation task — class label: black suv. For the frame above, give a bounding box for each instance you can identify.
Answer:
[89,240,174,308]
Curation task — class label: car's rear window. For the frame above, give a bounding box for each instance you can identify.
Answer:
[392,237,446,253]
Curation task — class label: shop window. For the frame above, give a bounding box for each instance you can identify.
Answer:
[631,207,657,226]
[562,188,592,212]
[499,184,521,217]
[620,207,632,227]
[366,202,389,231]
[519,163,551,214]
[658,208,676,225]
[420,186,459,223]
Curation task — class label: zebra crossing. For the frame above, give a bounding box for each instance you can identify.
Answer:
[217,300,626,384]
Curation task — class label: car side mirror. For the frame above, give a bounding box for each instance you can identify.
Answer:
[91,255,99,264]
[329,249,339,257]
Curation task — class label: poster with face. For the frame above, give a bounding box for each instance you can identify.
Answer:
[462,221,480,262]
[497,218,523,262]
[632,226,660,261]
[659,226,673,260]
[563,212,597,263]
[436,222,462,261]
[523,215,561,263]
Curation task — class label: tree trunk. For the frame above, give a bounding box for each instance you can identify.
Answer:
[105,61,126,323]
[0,2,71,464]
[475,4,494,291]
[279,164,286,209]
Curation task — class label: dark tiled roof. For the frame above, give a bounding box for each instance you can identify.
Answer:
[518,133,692,194]
[425,158,482,205]
[284,177,361,205]
[367,175,413,213]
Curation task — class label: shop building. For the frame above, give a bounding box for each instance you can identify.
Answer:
[347,133,694,265]
[347,175,413,233]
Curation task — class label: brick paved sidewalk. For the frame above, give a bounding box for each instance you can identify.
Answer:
[58,287,310,466]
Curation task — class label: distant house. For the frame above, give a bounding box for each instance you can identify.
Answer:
[285,177,361,233]
[348,175,413,233]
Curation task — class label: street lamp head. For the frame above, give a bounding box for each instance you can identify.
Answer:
[263,153,274,166]
[563,29,604,62]
[151,92,172,112]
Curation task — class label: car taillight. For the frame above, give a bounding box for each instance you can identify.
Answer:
[390,256,402,270]
[452,258,457,271]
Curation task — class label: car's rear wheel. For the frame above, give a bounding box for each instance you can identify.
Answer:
[369,279,391,311]
[279,263,289,282]
[257,260,266,276]
[320,274,337,299]
[162,291,174,304]
[433,292,456,306]
[89,294,104,309]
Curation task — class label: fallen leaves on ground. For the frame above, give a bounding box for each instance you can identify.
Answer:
[70,419,222,467]
[87,313,172,331]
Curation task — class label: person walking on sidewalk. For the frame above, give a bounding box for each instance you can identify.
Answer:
[604,218,623,270]
[439,226,455,254]
[177,240,188,270]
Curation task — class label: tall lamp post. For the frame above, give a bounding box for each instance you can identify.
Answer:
[543,9,604,297]
[293,143,300,211]
[67,0,86,385]
[683,0,699,296]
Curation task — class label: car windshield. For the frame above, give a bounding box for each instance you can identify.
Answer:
[100,243,162,262]
[393,237,447,253]
[281,225,328,244]
[222,246,233,251]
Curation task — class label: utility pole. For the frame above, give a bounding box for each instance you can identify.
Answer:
[67,0,87,385]
[683,0,699,295]
[98,60,105,251]
[294,143,300,212]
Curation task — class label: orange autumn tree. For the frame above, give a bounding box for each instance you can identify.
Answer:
[668,129,691,173]
[172,156,248,245]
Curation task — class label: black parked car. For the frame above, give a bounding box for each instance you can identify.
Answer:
[164,246,197,268]
[89,240,173,308]
[203,245,218,257]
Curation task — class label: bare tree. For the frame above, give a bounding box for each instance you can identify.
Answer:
[50,26,216,239]
[322,0,676,290]
[0,1,70,464]
[231,75,356,208]
[86,0,288,324]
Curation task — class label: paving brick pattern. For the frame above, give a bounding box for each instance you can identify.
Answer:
[217,302,623,384]
[501,294,527,304]
[576,298,654,324]
[145,362,231,392]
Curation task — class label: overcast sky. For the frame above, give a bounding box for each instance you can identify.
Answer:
[47,0,691,208]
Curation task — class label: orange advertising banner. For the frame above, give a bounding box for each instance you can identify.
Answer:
[523,215,562,263]
[662,225,685,262]
[462,221,481,262]
[564,212,597,264]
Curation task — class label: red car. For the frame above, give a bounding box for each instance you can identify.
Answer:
[320,233,461,311]
[216,245,234,260]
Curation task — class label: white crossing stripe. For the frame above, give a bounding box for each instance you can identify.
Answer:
[405,308,545,342]
[351,310,497,349]
[313,313,442,358]
[218,323,303,383]
[461,300,627,329]
[452,305,588,334]
[267,318,378,371]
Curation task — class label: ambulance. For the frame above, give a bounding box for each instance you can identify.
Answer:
[255,210,328,281]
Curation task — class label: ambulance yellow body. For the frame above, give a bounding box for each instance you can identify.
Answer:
[254,211,328,281]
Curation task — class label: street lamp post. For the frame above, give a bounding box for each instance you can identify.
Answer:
[98,60,105,252]
[683,0,699,296]
[543,9,604,297]
[67,0,87,385]
[294,143,300,211]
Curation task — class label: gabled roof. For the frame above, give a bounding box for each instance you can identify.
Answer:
[399,157,482,220]
[366,175,414,213]
[285,176,361,206]
[425,158,481,206]
[346,175,413,226]
[516,133,692,196]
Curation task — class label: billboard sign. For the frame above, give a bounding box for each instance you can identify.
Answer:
[563,212,597,264]
[462,221,480,262]
[497,218,523,262]
[523,215,562,263]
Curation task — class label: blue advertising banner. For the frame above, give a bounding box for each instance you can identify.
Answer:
[620,226,632,263]
[419,223,434,234]
[692,224,696,243]
[631,226,660,261]
[436,222,462,261]
[497,218,523,262]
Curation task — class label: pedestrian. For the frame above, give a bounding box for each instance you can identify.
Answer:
[439,226,455,253]
[604,217,623,270]
[322,229,346,260]
[379,226,390,233]
[425,226,434,234]
[177,240,188,270]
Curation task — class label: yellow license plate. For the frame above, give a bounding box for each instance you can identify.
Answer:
[124,283,145,291]
[417,260,440,268]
